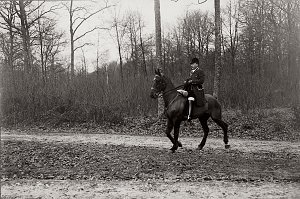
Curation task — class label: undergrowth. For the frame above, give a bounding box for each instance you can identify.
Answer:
[1,107,299,142]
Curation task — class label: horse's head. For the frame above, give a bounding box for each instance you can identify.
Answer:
[150,69,167,99]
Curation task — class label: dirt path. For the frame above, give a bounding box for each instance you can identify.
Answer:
[1,130,300,199]
[1,130,300,153]
[2,179,299,199]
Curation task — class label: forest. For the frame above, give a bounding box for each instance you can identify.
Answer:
[1,1,300,197]
[0,0,299,126]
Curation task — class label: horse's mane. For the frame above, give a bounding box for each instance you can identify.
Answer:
[162,75,175,88]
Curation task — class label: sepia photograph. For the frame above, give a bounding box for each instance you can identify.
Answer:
[1,0,299,198]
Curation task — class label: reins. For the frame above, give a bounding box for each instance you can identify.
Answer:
[161,84,185,110]
[162,84,184,95]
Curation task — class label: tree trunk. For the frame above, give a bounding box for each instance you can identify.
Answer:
[18,0,32,74]
[213,0,222,99]
[139,18,147,77]
[38,18,46,86]
[154,0,164,117]
[115,22,123,83]
[154,0,162,69]
[69,0,75,80]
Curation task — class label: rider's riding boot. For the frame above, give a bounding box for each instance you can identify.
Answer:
[187,99,193,121]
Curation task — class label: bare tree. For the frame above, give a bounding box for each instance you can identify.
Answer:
[125,12,139,77]
[223,0,239,73]
[111,9,127,82]
[138,15,147,77]
[14,0,33,74]
[213,0,222,99]
[0,1,19,120]
[154,0,162,70]
[64,0,112,79]
[34,17,65,85]
[0,1,17,73]
[154,0,164,116]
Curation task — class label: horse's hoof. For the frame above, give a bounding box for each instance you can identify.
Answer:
[170,148,176,153]
[197,145,203,150]
[170,145,178,152]
[178,141,182,147]
[225,144,230,149]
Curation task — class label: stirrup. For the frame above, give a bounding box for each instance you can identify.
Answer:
[187,115,192,121]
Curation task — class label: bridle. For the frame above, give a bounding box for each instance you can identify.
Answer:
[151,76,185,109]
[151,74,184,97]
[162,85,184,95]
[151,84,184,97]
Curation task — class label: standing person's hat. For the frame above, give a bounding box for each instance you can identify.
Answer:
[190,58,199,65]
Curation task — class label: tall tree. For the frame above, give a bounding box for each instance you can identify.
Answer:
[126,12,139,77]
[213,0,222,99]
[64,0,112,104]
[0,1,19,118]
[64,0,112,79]
[154,0,162,70]
[15,0,33,74]
[113,16,124,82]
[138,15,147,77]
[154,0,164,116]
[223,0,239,73]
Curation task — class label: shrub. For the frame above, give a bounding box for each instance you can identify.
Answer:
[292,106,300,130]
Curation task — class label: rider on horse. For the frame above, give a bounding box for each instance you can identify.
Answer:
[184,57,205,121]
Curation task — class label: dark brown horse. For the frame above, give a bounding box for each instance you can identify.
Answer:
[150,69,230,152]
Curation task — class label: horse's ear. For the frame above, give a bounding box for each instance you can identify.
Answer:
[155,68,161,76]
[158,68,164,76]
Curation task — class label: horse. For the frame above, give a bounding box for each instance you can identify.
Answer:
[150,69,230,152]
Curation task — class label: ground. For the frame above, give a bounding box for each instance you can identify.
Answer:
[1,129,300,198]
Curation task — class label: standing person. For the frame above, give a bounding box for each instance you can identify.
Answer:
[184,57,205,121]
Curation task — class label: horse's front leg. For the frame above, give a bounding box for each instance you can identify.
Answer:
[170,121,182,153]
[165,119,175,146]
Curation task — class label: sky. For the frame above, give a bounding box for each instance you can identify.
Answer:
[46,0,229,72]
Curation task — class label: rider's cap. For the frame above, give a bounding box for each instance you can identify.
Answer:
[190,58,199,65]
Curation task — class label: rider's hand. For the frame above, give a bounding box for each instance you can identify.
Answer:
[184,79,192,87]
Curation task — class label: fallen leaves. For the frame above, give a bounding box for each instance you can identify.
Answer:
[1,140,299,183]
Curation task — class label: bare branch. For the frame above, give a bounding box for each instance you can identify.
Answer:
[198,0,208,4]
[27,0,45,16]
[170,0,208,4]
[74,27,109,42]
[28,5,62,28]
[72,6,88,14]
[269,0,300,21]
[0,4,21,32]
[74,42,92,52]
[73,4,114,34]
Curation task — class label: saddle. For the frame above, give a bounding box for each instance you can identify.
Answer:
[177,89,208,117]
[177,89,188,97]
[193,87,206,107]
[177,88,206,107]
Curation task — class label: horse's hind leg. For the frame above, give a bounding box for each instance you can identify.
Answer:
[198,114,210,150]
[212,118,230,149]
